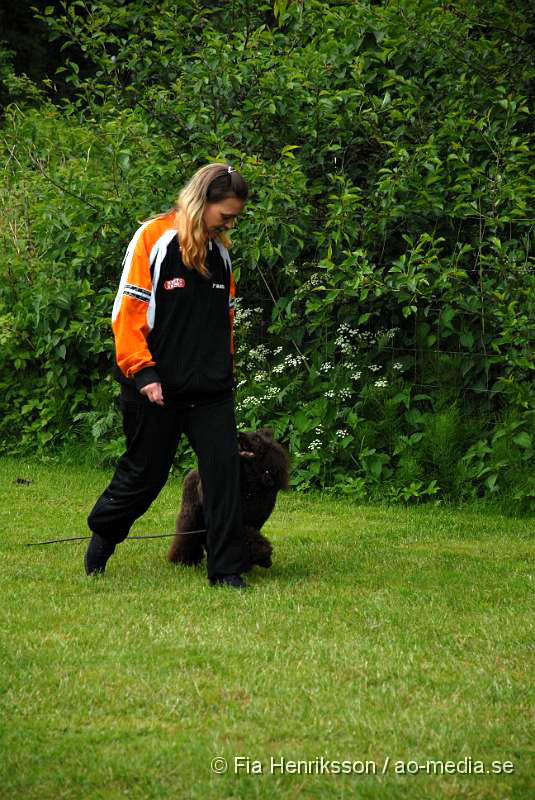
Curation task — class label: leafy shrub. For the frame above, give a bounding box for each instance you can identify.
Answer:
[1,0,533,507]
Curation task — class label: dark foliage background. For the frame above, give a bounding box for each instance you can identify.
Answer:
[1,0,534,505]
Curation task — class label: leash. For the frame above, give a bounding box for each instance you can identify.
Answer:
[26,529,207,547]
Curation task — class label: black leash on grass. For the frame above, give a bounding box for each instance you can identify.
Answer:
[26,529,207,546]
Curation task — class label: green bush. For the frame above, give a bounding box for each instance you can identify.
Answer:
[1,0,533,505]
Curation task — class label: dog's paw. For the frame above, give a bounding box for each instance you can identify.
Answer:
[177,553,204,566]
[255,555,272,569]
[167,539,205,565]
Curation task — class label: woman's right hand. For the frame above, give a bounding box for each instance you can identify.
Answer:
[140,382,164,406]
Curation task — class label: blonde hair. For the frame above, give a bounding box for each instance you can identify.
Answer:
[149,163,248,278]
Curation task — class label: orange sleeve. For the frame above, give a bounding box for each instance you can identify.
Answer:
[111,216,174,381]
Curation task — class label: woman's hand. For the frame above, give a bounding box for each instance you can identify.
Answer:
[140,382,164,406]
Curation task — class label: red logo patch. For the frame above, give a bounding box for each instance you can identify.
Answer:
[164,278,186,290]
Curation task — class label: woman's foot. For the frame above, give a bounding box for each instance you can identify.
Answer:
[84,533,116,575]
[209,573,250,590]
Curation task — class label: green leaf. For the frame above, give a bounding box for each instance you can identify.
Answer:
[513,432,532,450]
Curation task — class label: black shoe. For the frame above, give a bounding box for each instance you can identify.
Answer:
[84,533,116,575]
[210,573,250,590]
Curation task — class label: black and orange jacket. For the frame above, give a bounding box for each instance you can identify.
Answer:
[112,212,236,403]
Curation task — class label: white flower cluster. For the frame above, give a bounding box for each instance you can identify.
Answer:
[392,362,403,370]
[234,303,254,330]
[254,372,267,382]
[324,388,353,401]
[272,354,306,373]
[337,322,360,339]
[336,429,349,438]
[248,344,270,362]
[285,262,298,277]
[351,371,362,380]
[240,396,261,408]
[320,362,333,373]
[261,387,279,400]
[373,326,398,341]
[356,330,377,345]
[335,323,362,350]
[368,364,381,372]
[294,272,322,300]
[308,439,322,451]
[374,379,388,388]
[356,327,398,346]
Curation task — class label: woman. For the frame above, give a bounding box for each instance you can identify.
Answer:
[85,163,251,589]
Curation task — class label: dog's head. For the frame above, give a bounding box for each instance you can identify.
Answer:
[238,428,289,490]
[238,428,274,459]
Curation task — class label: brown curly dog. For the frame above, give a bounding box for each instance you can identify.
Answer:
[167,428,289,570]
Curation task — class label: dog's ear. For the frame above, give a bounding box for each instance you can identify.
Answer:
[264,440,290,491]
[257,427,274,441]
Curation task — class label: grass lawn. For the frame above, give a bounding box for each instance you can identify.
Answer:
[1,456,534,799]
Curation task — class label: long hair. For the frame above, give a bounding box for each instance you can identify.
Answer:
[163,163,248,277]
[143,164,248,277]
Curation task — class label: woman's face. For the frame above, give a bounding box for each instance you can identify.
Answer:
[203,196,245,239]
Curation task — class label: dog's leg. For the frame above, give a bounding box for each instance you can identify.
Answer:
[245,526,273,569]
[167,509,205,565]
[167,472,206,565]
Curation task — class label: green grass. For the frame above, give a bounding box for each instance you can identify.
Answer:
[1,456,534,800]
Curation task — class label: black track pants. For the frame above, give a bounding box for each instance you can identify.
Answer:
[87,395,248,579]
